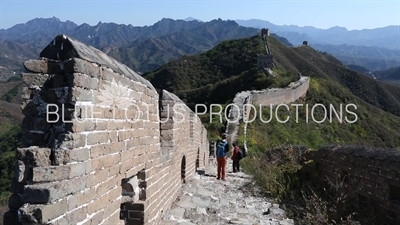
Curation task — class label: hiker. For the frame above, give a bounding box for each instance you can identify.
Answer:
[216,133,229,180]
[231,143,242,172]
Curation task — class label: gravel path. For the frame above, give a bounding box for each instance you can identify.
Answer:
[161,158,294,225]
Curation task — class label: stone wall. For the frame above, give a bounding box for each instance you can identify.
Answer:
[307,145,400,224]
[3,34,208,225]
[225,76,309,150]
[247,76,309,108]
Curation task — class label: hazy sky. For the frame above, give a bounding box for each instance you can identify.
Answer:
[0,0,399,30]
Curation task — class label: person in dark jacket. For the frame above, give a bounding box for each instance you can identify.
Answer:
[231,143,241,172]
[216,133,229,180]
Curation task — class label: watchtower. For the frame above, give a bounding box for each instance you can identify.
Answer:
[257,54,274,69]
[261,28,270,39]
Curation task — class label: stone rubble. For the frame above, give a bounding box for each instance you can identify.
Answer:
[161,158,294,225]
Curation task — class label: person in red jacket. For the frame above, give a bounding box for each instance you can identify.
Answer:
[231,143,241,173]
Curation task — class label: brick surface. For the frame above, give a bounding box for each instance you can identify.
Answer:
[7,36,209,225]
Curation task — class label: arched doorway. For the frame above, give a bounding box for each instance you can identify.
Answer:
[181,155,186,183]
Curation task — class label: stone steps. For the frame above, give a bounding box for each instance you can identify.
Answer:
[161,160,294,225]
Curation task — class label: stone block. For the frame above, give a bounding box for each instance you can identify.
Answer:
[97,176,118,198]
[91,155,115,170]
[70,87,93,102]
[70,162,87,178]
[60,206,88,225]
[90,210,104,225]
[24,59,63,74]
[21,87,31,100]
[58,133,87,150]
[71,120,95,132]
[87,131,109,145]
[104,198,121,221]
[67,187,96,211]
[32,165,71,182]
[21,73,50,89]
[18,199,67,224]
[69,73,99,90]
[17,147,51,167]
[87,192,110,215]
[99,66,121,83]
[87,168,109,188]
[64,58,100,78]
[53,148,90,165]
[109,186,122,202]
[22,176,86,204]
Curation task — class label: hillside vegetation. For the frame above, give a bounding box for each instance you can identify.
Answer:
[144,35,298,106]
[144,34,400,147]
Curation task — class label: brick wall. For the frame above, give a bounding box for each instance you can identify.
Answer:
[3,34,208,225]
[307,145,400,224]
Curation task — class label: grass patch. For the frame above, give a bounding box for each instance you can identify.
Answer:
[241,146,380,225]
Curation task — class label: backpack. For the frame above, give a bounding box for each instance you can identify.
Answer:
[238,148,244,160]
[216,140,228,157]
[242,147,247,158]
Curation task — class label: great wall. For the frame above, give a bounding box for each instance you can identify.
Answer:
[225,28,309,150]
[3,31,400,225]
[3,34,208,225]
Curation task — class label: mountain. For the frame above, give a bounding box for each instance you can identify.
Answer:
[310,43,400,71]
[1,16,400,77]
[65,18,204,49]
[144,34,400,148]
[236,19,400,71]
[235,19,400,49]
[0,18,261,75]
[0,41,41,82]
[184,17,202,22]
[373,66,400,87]
[106,19,259,72]
[0,17,78,46]
[374,66,400,80]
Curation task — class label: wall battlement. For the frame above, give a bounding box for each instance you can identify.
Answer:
[3,34,208,225]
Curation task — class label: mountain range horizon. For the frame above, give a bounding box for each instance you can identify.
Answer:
[1,16,399,31]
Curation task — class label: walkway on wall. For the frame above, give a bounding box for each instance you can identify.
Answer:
[161,159,294,225]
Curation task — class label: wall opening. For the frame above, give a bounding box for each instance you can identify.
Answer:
[196,148,200,170]
[120,171,147,225]
[389,185,400,203]
[203,152,205,167]
[181,155,186,183]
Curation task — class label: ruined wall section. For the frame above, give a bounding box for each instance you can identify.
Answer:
[307,145,400,224]
[5,34,160,225]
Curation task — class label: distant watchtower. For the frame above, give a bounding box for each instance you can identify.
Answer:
[261,28,270,39]
[303,41,308,46]
[258,28,275,70]
[257,54,274,70]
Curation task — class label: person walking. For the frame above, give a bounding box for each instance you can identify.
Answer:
[216,133,229,180]
[231,143,241,173]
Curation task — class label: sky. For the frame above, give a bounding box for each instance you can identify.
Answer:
[0,0,399,30]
